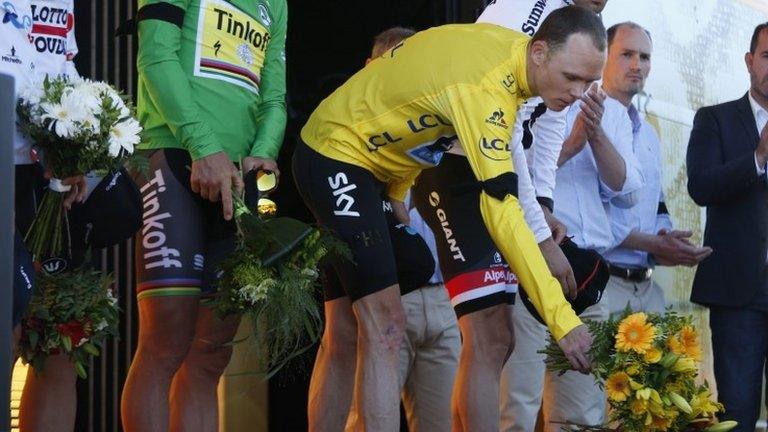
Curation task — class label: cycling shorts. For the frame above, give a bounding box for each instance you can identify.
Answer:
[132,149,237,301]
[412,153,517,318]
[292,141,398,302]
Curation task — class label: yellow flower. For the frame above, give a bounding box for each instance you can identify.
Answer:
[650,415,672,431]
[626,363,642,376]
[664,379,685,395]
[631,398,648,415]
[644,347,663,363]
[679,326,702,361]
[690,388,723,417]
[667,326,702,361]
[615,312,656,354]
[636,387,652,400]
[605,371,632,402]
[673,356,697,373]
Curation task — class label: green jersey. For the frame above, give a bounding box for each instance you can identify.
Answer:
[136,0,287,161]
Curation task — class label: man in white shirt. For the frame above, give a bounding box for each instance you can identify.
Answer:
[601,23,711,318]
[537,80,643,432]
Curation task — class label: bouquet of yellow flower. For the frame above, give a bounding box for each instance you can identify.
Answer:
[541,310,737,432]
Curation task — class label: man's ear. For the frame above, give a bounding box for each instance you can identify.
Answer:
[746,51,754,75]
[530,40,549,67]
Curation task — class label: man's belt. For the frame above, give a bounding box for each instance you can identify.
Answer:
[608,264,652,282]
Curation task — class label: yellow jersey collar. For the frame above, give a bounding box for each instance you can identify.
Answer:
[511,39,532,101]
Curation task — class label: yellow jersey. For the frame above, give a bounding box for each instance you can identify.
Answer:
[301,23,581,340]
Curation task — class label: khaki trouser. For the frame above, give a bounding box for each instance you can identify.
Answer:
[500,299,548,432]
[399,284,461,432]
[602,274,665,318]
[542,301,608,431]
[500,300,608,431]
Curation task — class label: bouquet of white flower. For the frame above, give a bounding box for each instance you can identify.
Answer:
[17,75,141,258]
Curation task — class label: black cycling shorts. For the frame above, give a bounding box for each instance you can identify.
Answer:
[292,142,398,302]
[13,229,34,327]
[320,195,435,301]
[412,153,516,318]
[132,149,237,301]
[13,164,43,326]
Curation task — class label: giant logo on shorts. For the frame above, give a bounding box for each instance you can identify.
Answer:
[479,137,511,161]
[428,191,465,262]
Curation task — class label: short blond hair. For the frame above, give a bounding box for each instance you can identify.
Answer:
[370,27,415,59]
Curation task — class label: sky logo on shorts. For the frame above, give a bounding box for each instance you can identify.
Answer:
[328,172,360,217]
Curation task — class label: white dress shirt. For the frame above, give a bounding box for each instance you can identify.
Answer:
[553,95,644,254]
[749,91,768,174]
[604,104,673,268]
[747,91,768,263]
[405,193,443,284]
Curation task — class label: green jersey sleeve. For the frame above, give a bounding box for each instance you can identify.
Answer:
[249,0,287,160]
[136,0,223,161]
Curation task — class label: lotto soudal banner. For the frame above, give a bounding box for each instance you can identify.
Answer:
[28,0,78,75]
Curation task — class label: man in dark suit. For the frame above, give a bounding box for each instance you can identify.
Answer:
[687,22,768,432]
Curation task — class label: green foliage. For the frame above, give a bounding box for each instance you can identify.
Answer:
[18,267,120,378]
[211,194,350,378]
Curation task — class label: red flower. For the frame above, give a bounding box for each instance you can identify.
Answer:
[57,320,90,347]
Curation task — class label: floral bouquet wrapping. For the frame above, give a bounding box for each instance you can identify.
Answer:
[16,75,141,258]
[18,267,120,378]
[541,310,737,432]
[211,173,350,378]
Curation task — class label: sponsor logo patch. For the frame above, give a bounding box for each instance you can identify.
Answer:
[194,0,271,94]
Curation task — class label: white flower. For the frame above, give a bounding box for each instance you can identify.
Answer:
[19,79,44,106]
[94,319,108,332]
[106,289,118,306]
[76,337,89,347]
[110,94,130,118]
[108,118,141,157]
[60,87,101,132]
[71,83,103,115]
[40,101,78,138]
[238,278,276,305]
[301,268,319,279]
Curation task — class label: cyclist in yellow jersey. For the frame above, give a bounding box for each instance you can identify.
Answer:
[294,7,606,431]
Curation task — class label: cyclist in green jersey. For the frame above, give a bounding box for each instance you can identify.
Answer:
[121,1,287,431]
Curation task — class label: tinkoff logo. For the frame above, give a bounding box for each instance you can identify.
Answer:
[485,109,508,129]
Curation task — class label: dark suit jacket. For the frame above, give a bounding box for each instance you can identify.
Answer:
[687,93,768,307]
